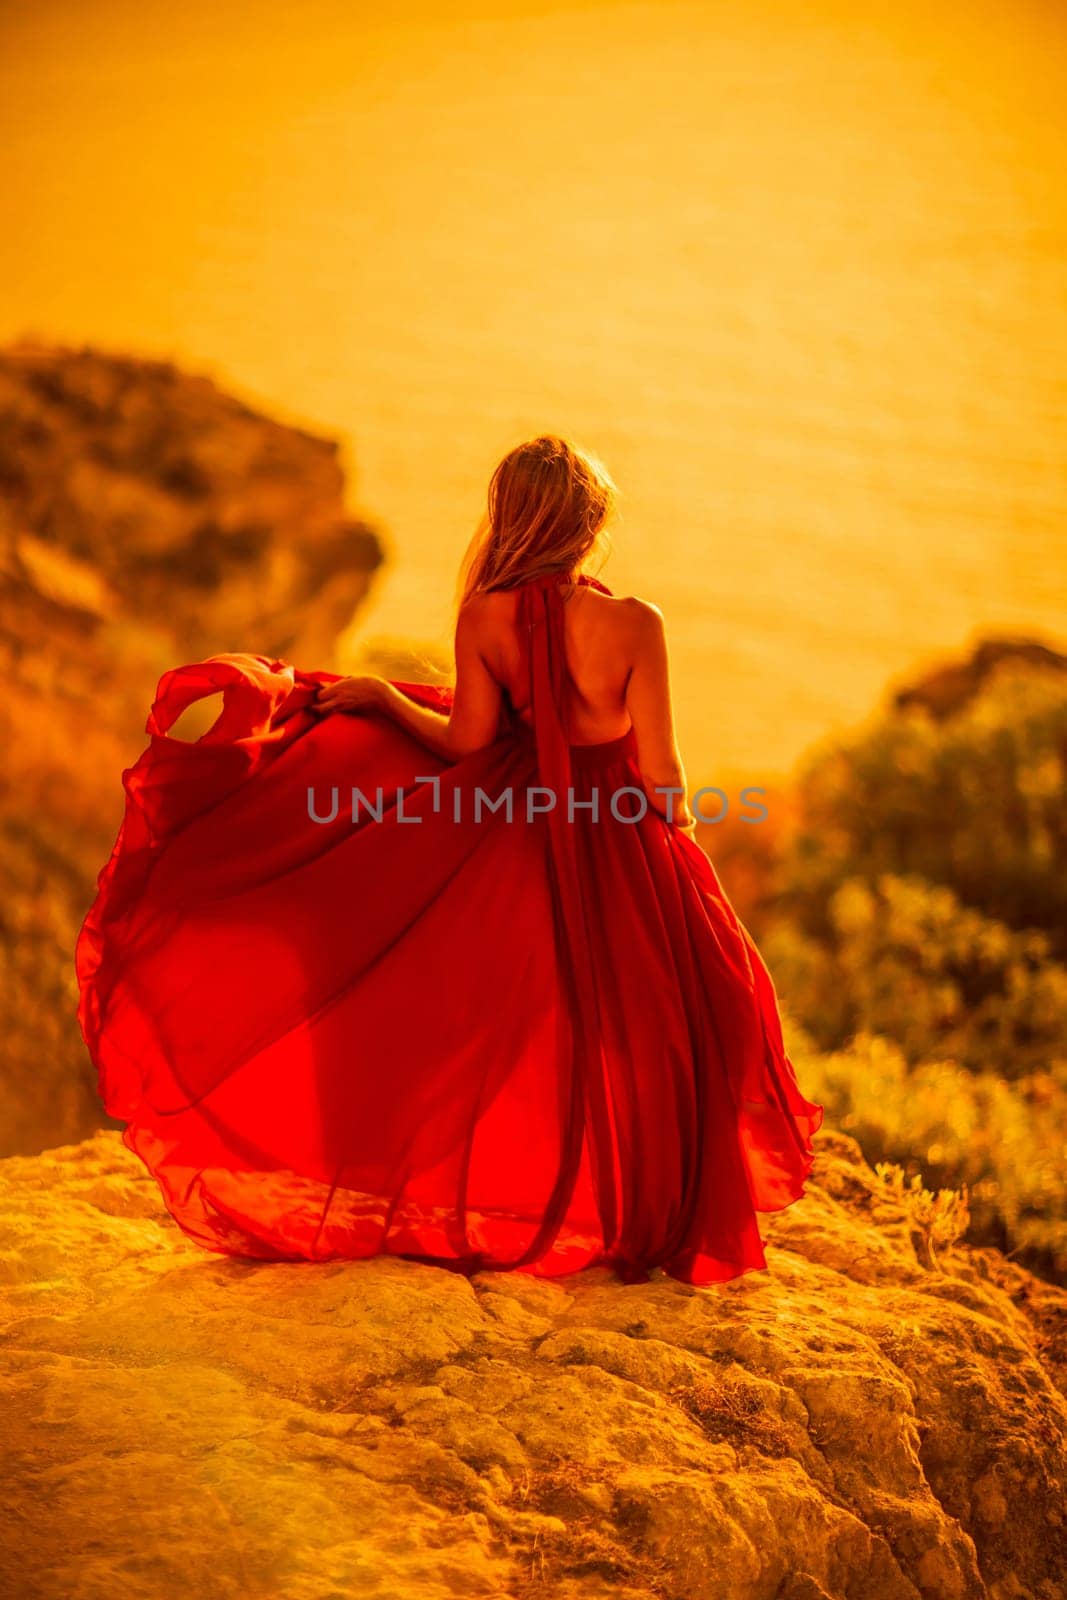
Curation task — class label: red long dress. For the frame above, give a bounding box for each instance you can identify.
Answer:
[75,571,823,1286]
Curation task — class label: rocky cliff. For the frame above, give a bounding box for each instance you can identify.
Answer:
[0,340,385,1158]
[0,338,383,669]
[1,1128,1064,1600]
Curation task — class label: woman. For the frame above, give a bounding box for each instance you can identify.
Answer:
[76,434,823,1286]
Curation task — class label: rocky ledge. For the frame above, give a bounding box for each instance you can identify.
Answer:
[1,1128,1065,1600]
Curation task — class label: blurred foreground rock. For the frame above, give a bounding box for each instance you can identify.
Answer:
[1,1128,1064,1600]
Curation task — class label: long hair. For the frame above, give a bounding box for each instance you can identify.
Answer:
[453,435,618,620]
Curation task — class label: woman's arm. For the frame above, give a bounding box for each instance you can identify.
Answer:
[312,597,503,762]
[624,600,697,833]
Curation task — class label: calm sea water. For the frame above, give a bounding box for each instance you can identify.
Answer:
[2,0,1064,781]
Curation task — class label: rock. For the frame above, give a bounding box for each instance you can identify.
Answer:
[0,338,385,668]
[1,1129,1064,1600]
[0,340,385,1159]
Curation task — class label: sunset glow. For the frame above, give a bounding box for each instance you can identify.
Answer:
[2,0,1064,779]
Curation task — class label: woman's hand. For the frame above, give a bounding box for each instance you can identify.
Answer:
[311,674,389,715]
[677,817,698,841]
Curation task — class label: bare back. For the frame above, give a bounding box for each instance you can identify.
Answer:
[455,579,691,830]
[478,582,637,743]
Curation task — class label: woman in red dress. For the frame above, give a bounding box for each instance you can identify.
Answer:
[76,434,823,1286]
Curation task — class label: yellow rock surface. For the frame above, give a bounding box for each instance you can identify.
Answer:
[1,1129,1065,1600]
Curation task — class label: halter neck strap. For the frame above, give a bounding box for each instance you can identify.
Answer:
[504,568,620,1262]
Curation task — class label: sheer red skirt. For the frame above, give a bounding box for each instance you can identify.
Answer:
[75,574,823,1286]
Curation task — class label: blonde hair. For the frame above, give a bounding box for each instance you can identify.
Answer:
[453,435,618,618]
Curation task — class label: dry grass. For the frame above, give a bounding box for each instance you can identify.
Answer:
[668,1374,792,1457]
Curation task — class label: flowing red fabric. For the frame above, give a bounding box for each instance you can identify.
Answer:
[75,572,823,1285]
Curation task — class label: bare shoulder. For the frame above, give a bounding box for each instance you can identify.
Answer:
[578,591,666,674]
[578,586,659,618]
[621,595,664,624]
[458,591,491,615]
[615,594,666,644]
[456,590,507,632]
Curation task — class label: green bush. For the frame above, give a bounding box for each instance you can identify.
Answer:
[776,661,1067,954]
[761,652,1067,1284]
[786,1026,1067,1282]
[764,872,1067,1076]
